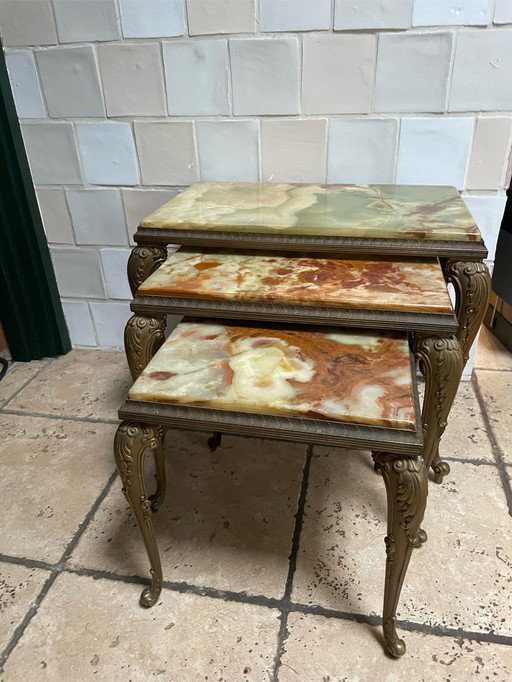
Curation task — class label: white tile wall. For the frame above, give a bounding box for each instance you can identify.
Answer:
[22,122,82,185]
[66,190,128,246]
[396,117,474,189]
[261,119,327,183]
[449,30,512,111]
[35,46,105,118]
[413,0,493,26]
[99,249,133,300]
[134,122,198,185]
[327,118,398,184]
[334,0,412,30]
[119,0,185,38]
[187,0,255,35]
[76,122,139,186]
[302,35,375,114]
[89,301,131,347]
[98,43,166,117]
[375,33,453,113]
[463,196,507,260]
[62,301,96,347]
[197,121,259,182]
[5,49,45,119]
[163,40,230,115]
[4,2,511,348]
[494,0,512,24]
[230,38,300,115]
[260,0,332,32]
[53,1,119,43]
[36,188,74,245]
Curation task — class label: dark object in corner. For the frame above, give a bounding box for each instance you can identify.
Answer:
[0,357,8,381]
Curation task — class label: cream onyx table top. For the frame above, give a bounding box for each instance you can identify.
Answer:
[141,182,481,241]
[129,321,416,431]
[139,249,453,315]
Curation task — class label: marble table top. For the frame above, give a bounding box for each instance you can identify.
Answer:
[129,321,416,430]
[138,249,453,314]
[140,182,481,242]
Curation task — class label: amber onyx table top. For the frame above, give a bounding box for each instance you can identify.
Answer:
[129,321,415,430]
[140,182,481,242]
[139,249,453,314]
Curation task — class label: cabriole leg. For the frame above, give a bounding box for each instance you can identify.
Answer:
[443,259,491,367]
[414,335,463,483]
[125,314,166,381]
[150,426,166,511]
[114,421,164,608]
[127,244,168,296]
[372,452,428,658]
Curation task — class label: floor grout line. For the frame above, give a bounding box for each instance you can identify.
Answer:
[0,469,118,673]
[272,444,314,682]
[0,407,120,425]
[474,366,512,373]
[472,373,512,517]
[0,358,54,411]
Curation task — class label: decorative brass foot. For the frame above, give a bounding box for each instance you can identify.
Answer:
[207,431,222,451]
[125,314,167,381]
[443,259,491,366]
[431,456,450,485]
[127,244,168,296]
[114,421,164,608]
[372,452,428,657]
[414,335,463,476]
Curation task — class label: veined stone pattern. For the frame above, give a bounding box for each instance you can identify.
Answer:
[141,182,481,241]
[140,248,453,314]
[129,320,415,430]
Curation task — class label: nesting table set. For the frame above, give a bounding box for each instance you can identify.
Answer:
[114,182,490,657]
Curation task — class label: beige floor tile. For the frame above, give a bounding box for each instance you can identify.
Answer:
[69,430,306,598]
[7,350,131,420]
[475,326,512,371]
[279,612,512,681]
[292,451,512,636]
[475,370,512,464]
[441,381,494,461]
[0,562,49,652]
[0,359,51,409]
[0,414,116,563]
[0,572,280,682]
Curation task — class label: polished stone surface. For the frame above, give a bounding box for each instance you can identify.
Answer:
[140,182,481,241]
[139,248,453,313]
[129,321,415,429]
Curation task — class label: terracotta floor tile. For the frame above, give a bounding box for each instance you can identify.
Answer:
[279,612,512,681]
[0,562,49,652]
[7,350,131,421]
[440,381,494,462]
[475,326,512,371]
[69,429,306,598]
[292,451,512,636]
[0,360,51,409]
[0,414,115,563]
[0,572,280,682]
[475,370,512,464]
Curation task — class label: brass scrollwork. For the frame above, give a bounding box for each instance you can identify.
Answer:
[124,314,167,380]
[127,244,168,296]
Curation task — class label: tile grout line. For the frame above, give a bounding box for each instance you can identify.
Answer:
[0,358,55,412]
[0,469,118,673]
[472,373,512,517]
[1,407,120,425]
[272,444,314,682]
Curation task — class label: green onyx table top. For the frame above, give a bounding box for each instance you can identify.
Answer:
[129,321,415,430]
[139,249,453,314]
[140,182,481,242]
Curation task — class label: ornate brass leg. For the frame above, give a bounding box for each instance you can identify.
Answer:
[125,314,167,381]
[372,452,428,658]
[443,259,491,367]
[127,244,168,296]
[150,426,166,511]
[114,421,164,608]
[414,335,463,483]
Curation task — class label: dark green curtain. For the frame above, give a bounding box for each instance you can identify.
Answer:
[0,45,70,360]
